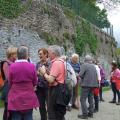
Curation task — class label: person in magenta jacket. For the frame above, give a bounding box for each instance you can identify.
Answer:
[8,46,39,120]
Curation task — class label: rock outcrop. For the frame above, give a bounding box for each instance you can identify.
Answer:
[0,0,117,78]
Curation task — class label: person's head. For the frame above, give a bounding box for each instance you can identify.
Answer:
[111,60,118,70]
[71,53,79,64]
[48,45,62,60]
[93,59,99,65]
[17,46,29,60]
[84,55,93,63]
[38,48,48,62]
[60,55,68,61]
[6,46,17,62]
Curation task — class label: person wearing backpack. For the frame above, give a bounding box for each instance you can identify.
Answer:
[39,45,67,120]
[0,63,4,89]
[93,61,101,113]
[69,54,80,110]
[1,46,17,120]
[60,55,77,111]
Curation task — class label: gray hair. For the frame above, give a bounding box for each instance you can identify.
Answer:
[17,46,29,59]
[84,55,93,63]
[71,53,79,59]
[49,45,62,57]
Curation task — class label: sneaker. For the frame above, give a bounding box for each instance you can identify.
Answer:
[109,100,116,103]
[72,104,79,110]
[66,106,72,111]
[100,99,105,102]
[78,114,88,119]
[94,109,98,113]
[88,113,93,118]
[116,102,120,105]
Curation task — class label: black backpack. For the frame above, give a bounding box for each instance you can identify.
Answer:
[0,60,11,101]
[0,61,7,81]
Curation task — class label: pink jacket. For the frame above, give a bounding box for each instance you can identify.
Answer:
[111,68,120,83]
[8,60,39,111]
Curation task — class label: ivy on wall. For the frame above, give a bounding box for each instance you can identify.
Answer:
[41,32,58,45]
[74,19,97,56]
[0,0,32,19]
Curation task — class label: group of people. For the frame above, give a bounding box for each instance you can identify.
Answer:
[0,44,120,120]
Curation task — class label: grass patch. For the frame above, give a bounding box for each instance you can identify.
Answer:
[0,100,4,108]
[103,86,111,92]
[0,92,4,108]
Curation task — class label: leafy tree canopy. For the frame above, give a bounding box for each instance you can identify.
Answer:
[57,0,110,28]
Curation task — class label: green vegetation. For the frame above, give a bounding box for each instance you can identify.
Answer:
[0,100,4,108]
[0,0,32,19]
[63,32,70,52]
[103,86,111,92]
[74,19,97,56]
[63,8,76,20]
[57,0,110,28]
[0,92,4,108]
[63,32,70,40]
[42,32,57,45]
[115,48,120,56]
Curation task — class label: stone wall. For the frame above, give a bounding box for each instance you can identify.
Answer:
[0,0,117,78]
[0,27,48,63]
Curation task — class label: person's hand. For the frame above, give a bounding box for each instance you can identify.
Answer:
[39,65,46,76]
[34,86,37,91]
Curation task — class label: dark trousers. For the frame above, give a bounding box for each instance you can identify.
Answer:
[80,87,94,115]
[11,110,33,120]
[99,84,103,100]
[48,87,66,120]
[111,82,120,102]
[36,87,48,120]
[94,95,99,110]
[3,102,12,120]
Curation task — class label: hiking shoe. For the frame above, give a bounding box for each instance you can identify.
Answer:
[100,99,105,102]
[78,114,88,119]
[88,113,93,118]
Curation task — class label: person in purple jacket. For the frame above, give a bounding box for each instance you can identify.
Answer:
[98,64,105,102]
[8,46,39,120]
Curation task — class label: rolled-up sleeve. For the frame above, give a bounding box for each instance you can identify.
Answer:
[50,62,60,78]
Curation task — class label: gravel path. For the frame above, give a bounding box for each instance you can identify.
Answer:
[0,90,120,120]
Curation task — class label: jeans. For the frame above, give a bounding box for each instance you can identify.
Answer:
[94,95,99,110]
[99,84,103,100]
[12,110,33,120]
[111,82,120,102]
